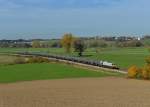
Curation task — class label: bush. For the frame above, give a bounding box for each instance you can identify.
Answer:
[14,57,26,64]
[116,40,143,47]
[127,65,139,78]
[136,68,143,79]
[128,56,150,80]
[142,65,150,79]
[142,57,150,79]
[128,64,150,80]
[86,40,108,48]
[145,56,150,64]
[27,57,50,63]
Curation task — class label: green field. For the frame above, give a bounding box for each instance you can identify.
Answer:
[0,47,149,68]
[0,48,63,54]
[0,63,121,83]
[85,47,149,68]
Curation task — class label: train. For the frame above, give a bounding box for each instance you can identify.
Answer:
[19,52,120,70]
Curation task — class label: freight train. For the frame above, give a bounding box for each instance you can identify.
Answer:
[19,52,119,70]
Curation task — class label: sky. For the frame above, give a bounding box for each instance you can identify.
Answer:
[0,0,150,39]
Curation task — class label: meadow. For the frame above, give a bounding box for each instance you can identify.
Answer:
[0,62,121,83]
[0,47,149,69]
[85,47,149,69]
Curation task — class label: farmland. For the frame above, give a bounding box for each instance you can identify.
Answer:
[1,77,150,107]
[86,47,149,68]
[0,47,149,69]
[0,55,122,83]
[0,43,148,107]
[0,55,18,65]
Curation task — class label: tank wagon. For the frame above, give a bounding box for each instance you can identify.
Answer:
[20,52,119,70]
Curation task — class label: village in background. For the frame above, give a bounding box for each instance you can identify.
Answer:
[0,34,150,48]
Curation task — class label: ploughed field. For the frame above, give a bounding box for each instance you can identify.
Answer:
[0,77,150,107]
[0,47,149,69]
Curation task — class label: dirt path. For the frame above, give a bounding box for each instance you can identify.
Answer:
[0,77,150,107]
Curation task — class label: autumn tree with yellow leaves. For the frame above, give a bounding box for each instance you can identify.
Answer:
[61,33,75,53]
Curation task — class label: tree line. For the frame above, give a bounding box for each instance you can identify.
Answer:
[0,34,147,51]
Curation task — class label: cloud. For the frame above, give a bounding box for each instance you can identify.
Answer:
[0,0,150,39]
[0,0,124,10]
[0,0,21,10]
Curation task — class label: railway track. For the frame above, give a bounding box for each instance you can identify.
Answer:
[16,52,127,74]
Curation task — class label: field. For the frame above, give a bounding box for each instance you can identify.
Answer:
[0,47,149,69]
[0,55,121,83]
[0,50,148,107]
[86,47,149,68]
[0,77,150,107]
[0,55,18,65]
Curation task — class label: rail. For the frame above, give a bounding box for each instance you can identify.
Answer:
[15,52,127,74]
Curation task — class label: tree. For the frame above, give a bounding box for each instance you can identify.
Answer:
[51,41,62,48]
[85,39,108,48]
[116,40,143,47]
[73,39,85,56]
[32,40,41,48]
[61,33,74,53]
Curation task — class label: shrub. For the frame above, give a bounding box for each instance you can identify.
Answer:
[142,64,150,79]
[14,57,26,64]
[145,56,150,64]
[116,40,143,47]
[128,56,150,80]
[136,68,143,79]
[27,57,50,63]
[127,65,139,78]
[86,40,108,48]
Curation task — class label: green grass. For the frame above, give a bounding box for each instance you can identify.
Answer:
[0,47,149,69]
[143,38,150,46]
[0,63,121,83]
[0,48,64,54]
[84,47,149,68]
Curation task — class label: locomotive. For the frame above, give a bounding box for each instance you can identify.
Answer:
[19,52,119,70]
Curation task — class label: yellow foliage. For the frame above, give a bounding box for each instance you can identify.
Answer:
[127,65,139,78]
[61,33,75,53]
[142,64,150,79]
[136,68,143,79]
[128,56,150,80]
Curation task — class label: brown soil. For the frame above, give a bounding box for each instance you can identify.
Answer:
[0,77,150,107]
